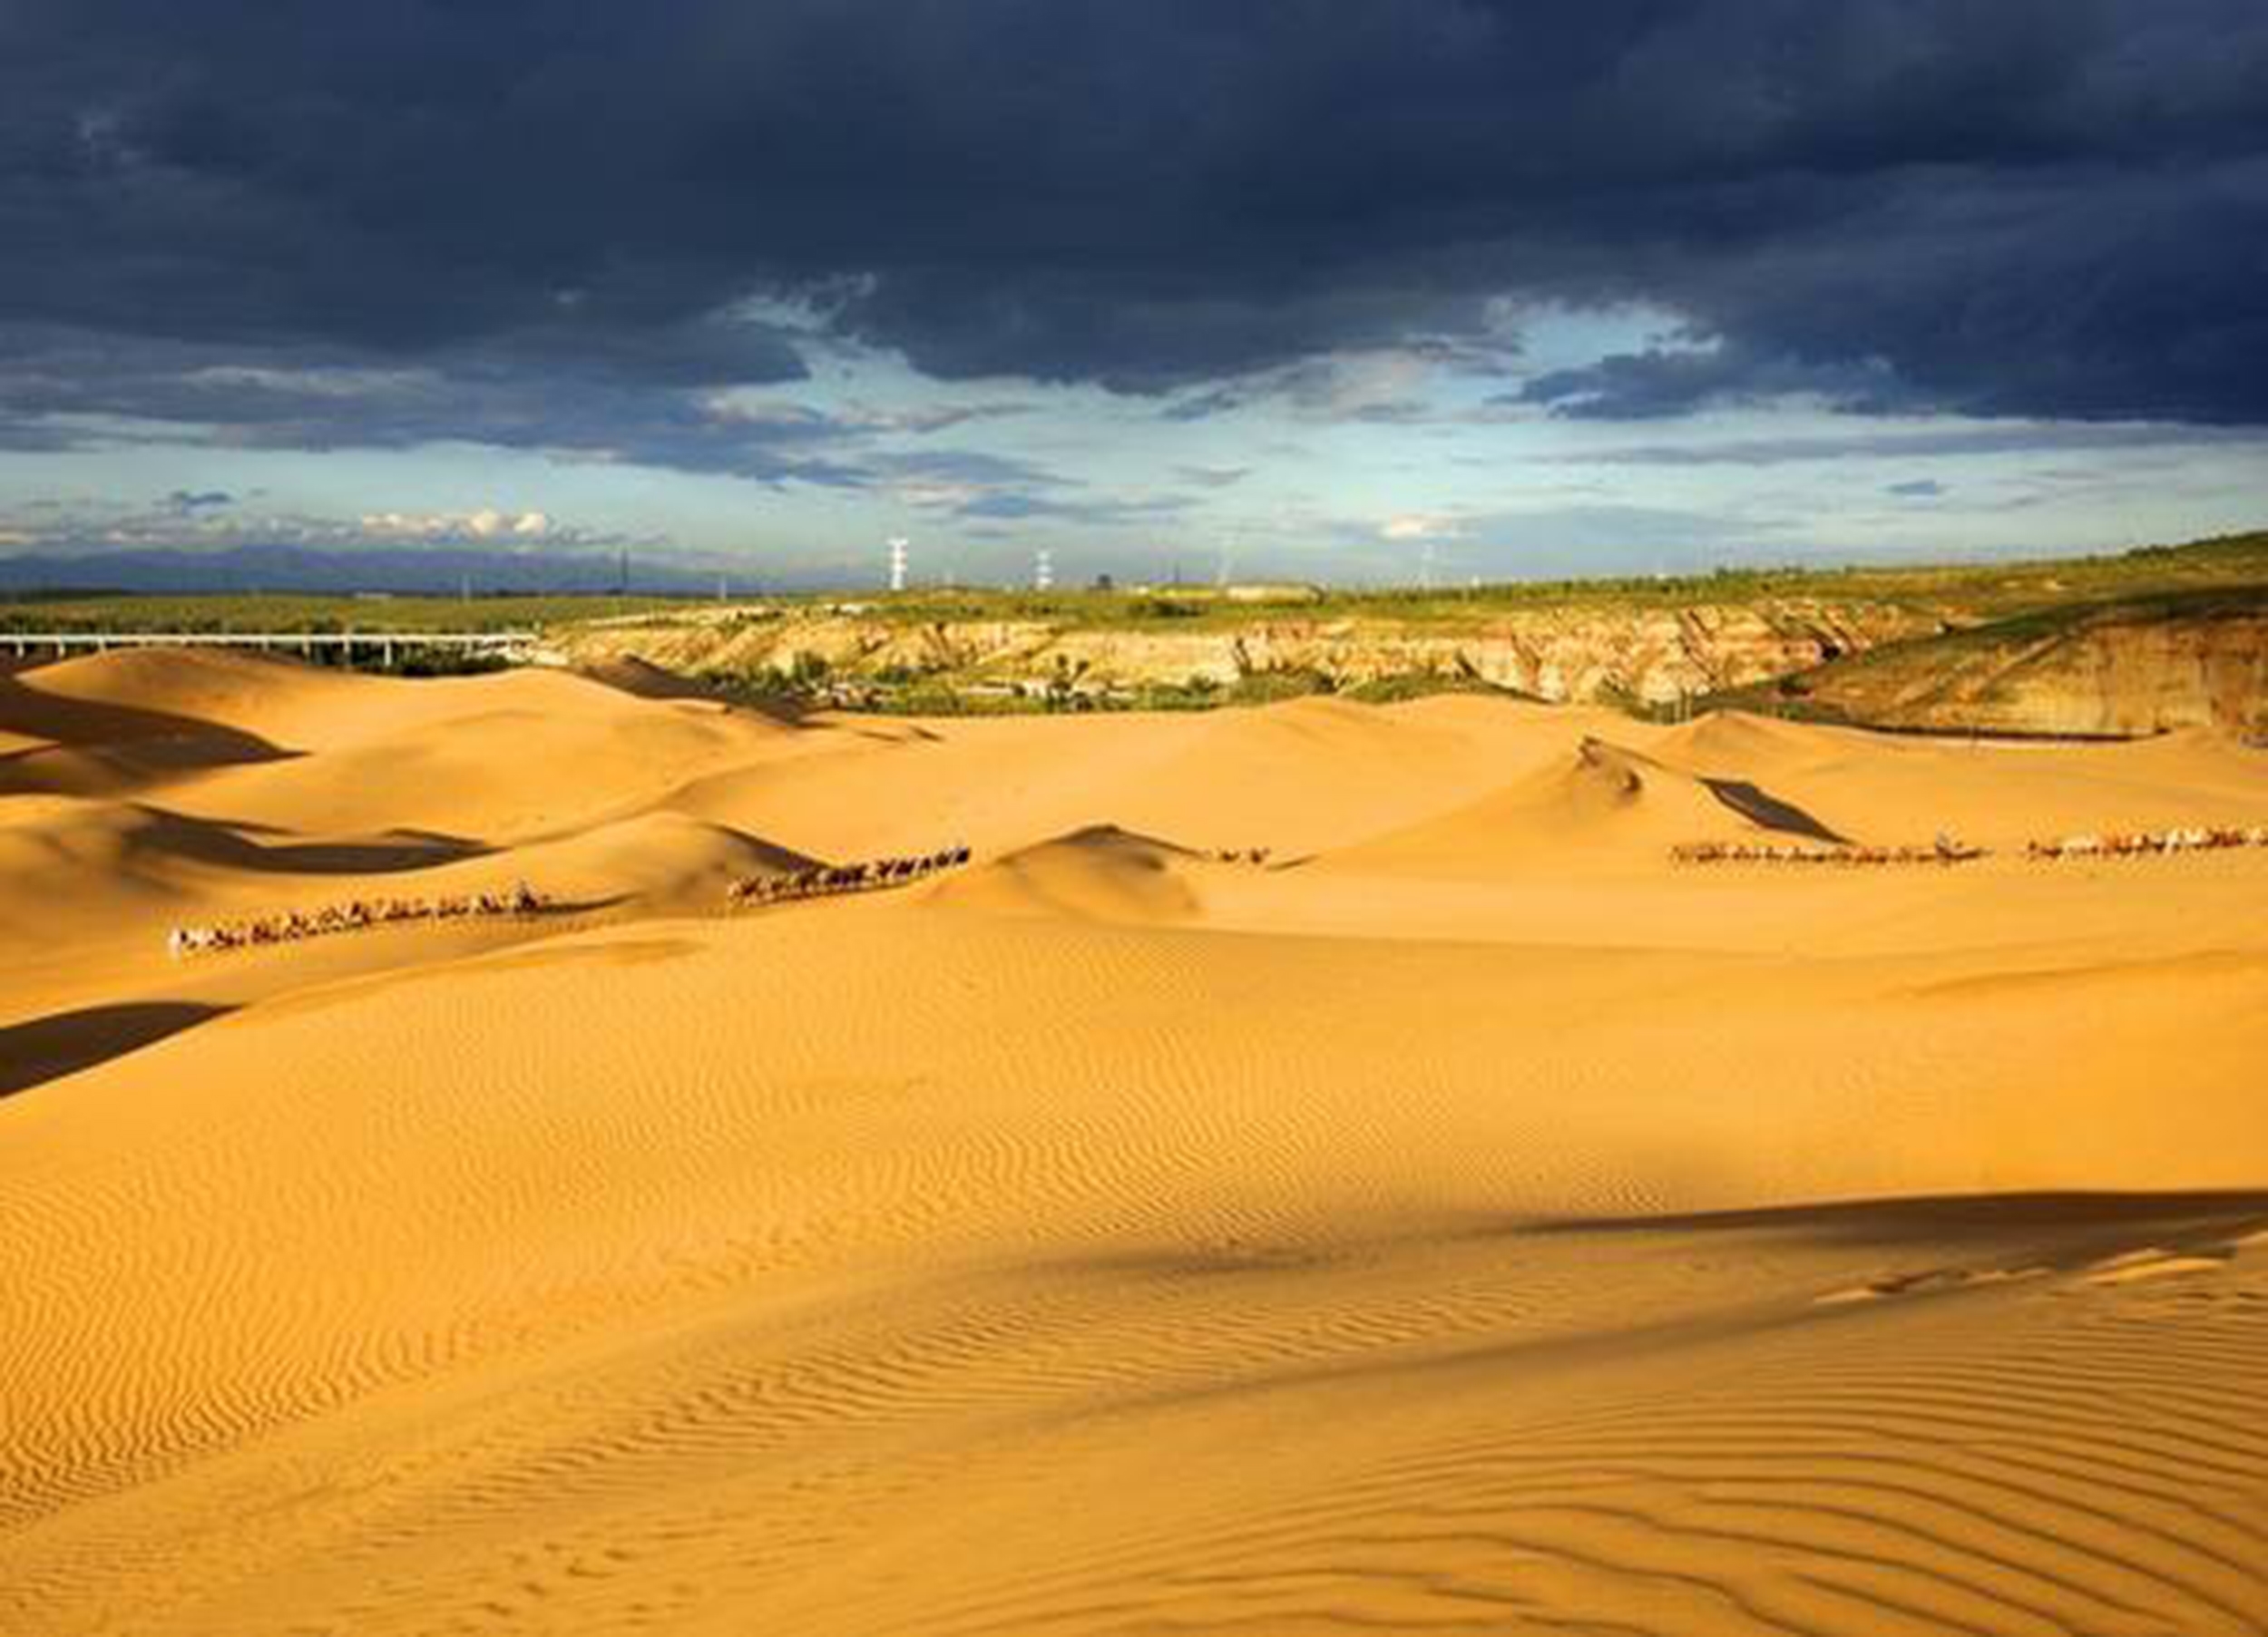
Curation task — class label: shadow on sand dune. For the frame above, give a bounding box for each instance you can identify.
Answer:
[150,814,489,875]
[0,671,289,758]
[0,672,298,794]
[0,1001,234,1098]
[1699,776,1849,844]
[1528,1188,2268,1269]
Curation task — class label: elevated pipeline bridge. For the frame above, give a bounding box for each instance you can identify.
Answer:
[1,629,543,666]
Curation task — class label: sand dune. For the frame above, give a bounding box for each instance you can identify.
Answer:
[159,674,797,843]
[0,660,293,797]
[1652,711,2268,851]
[931,824,1209,924]
[24,647,390,743]
[575,652,756,704]
[445,809,813,915]
[4,651,2266,1636]
[0,799,207,941]
[1651,705,1850,770]
[669,695,1549,866]
[1334,732,1845,877]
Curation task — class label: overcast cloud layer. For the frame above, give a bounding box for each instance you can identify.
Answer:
[3,2,2264,580]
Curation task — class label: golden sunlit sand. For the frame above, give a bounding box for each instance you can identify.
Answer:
[5,648,2268,1635]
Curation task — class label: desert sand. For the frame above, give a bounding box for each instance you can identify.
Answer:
[5,648,2267,1636]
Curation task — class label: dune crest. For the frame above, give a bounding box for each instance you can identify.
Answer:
[931,823,1207,923]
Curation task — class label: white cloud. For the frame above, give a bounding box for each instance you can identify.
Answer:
[1380,513,1460,541]
[360,507,556,541]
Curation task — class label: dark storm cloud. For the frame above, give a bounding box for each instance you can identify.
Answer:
[1515,345,1906,420]
[0,323,857,482]
[3,0,2265,447]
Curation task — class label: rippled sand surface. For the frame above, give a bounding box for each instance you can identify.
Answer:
[6,649,2267,1636]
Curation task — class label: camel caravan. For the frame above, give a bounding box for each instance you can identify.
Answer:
[1675,823,2268,868]
[726,845,973,909]
[169,882,550,958]
[1672,836,1987,867]
[1205,846,1275,866]
[2025,823,2268,860]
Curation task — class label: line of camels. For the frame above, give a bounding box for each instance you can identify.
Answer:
[158,822,2268,954]
[2022,824,2268,859]
[1674,823,2268,867]
[169,847,980,958]
[169,882,550,957]
[726,846,972,907]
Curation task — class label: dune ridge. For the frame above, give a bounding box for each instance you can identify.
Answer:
[930,825,1209,924]
[3,648,2264,1636]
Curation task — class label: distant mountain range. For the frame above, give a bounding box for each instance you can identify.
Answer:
[0,544,736,596]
